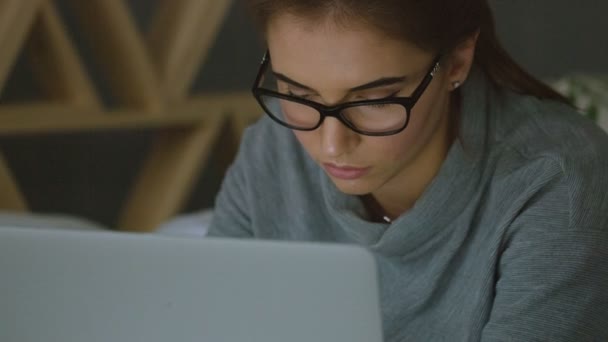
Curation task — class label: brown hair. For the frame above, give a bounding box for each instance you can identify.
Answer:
[245,0,569,103]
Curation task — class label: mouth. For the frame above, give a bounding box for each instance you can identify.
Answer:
[322,163,371,180]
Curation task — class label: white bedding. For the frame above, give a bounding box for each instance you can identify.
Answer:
[0,211,107,231]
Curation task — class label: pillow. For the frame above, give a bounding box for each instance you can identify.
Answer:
[156,210,213,237]
[0,211,107,231]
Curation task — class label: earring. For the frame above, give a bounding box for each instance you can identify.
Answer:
[451,81,462,90]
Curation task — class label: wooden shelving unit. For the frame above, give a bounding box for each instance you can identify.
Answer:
[0,0,260,231]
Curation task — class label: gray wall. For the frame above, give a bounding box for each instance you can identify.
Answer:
[492,0,608,77]
[1,1,606,227]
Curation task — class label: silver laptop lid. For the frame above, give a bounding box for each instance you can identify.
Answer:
[0,227,383,342]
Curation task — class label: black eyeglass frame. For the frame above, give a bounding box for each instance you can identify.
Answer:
[251,51,442,136]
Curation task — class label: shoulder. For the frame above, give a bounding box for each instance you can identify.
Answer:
[238,115,298,161]
[490,91,608,230]
[238,115,316,167]
[229,116,320,192]
[494,91,608,159]
[209,116,320,237]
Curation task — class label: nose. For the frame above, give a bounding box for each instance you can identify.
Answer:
[320,117,359,158]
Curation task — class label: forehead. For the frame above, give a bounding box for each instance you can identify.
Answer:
[265,14,432,90]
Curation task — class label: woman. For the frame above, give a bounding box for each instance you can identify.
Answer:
[209,0,608,340]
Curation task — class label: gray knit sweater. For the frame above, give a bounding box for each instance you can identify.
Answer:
[208,69,608,341]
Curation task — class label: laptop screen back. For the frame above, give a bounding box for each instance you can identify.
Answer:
[0,227,383,342]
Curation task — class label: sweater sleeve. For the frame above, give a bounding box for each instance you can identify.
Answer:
[481,169,608,340]
[206,127,255,238]
[206,159,253,238]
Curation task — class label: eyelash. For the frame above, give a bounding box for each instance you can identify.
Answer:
[287,90,313,100]
[383,90,401,99]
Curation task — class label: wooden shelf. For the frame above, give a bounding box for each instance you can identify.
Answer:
[0,0,44,91]
[0,93,259,135]
[0,0,257,232]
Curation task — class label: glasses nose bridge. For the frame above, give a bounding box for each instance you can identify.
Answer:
[318,104,347,125]
[318,105,364,136]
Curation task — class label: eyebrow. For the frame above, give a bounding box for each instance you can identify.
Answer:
[272,71,408,93]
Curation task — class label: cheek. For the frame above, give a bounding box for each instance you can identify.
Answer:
[398,109,434,148]
[406,94,443,138]
[398,88,449,146]
[361,134,417,164]
[361,94,447,163]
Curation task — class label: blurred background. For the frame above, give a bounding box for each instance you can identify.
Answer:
[0,0,606,231]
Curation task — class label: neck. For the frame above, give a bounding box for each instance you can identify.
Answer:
[362,194,393,223]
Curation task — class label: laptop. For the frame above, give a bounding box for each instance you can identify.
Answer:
[0,226,383,342]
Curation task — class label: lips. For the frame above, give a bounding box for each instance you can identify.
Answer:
[323,163,371,180]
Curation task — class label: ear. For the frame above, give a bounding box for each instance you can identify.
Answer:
[445,30,479,91]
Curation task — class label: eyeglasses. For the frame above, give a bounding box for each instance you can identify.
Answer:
[251,51,441,136]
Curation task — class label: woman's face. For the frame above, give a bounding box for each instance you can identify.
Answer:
[266,14,456,198]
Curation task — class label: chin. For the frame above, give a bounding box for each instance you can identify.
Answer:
[329,177,377,196]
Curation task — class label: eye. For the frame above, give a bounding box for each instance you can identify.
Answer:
[287,89,313,100]
[355,90,400,102]
[369,103,392,109]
